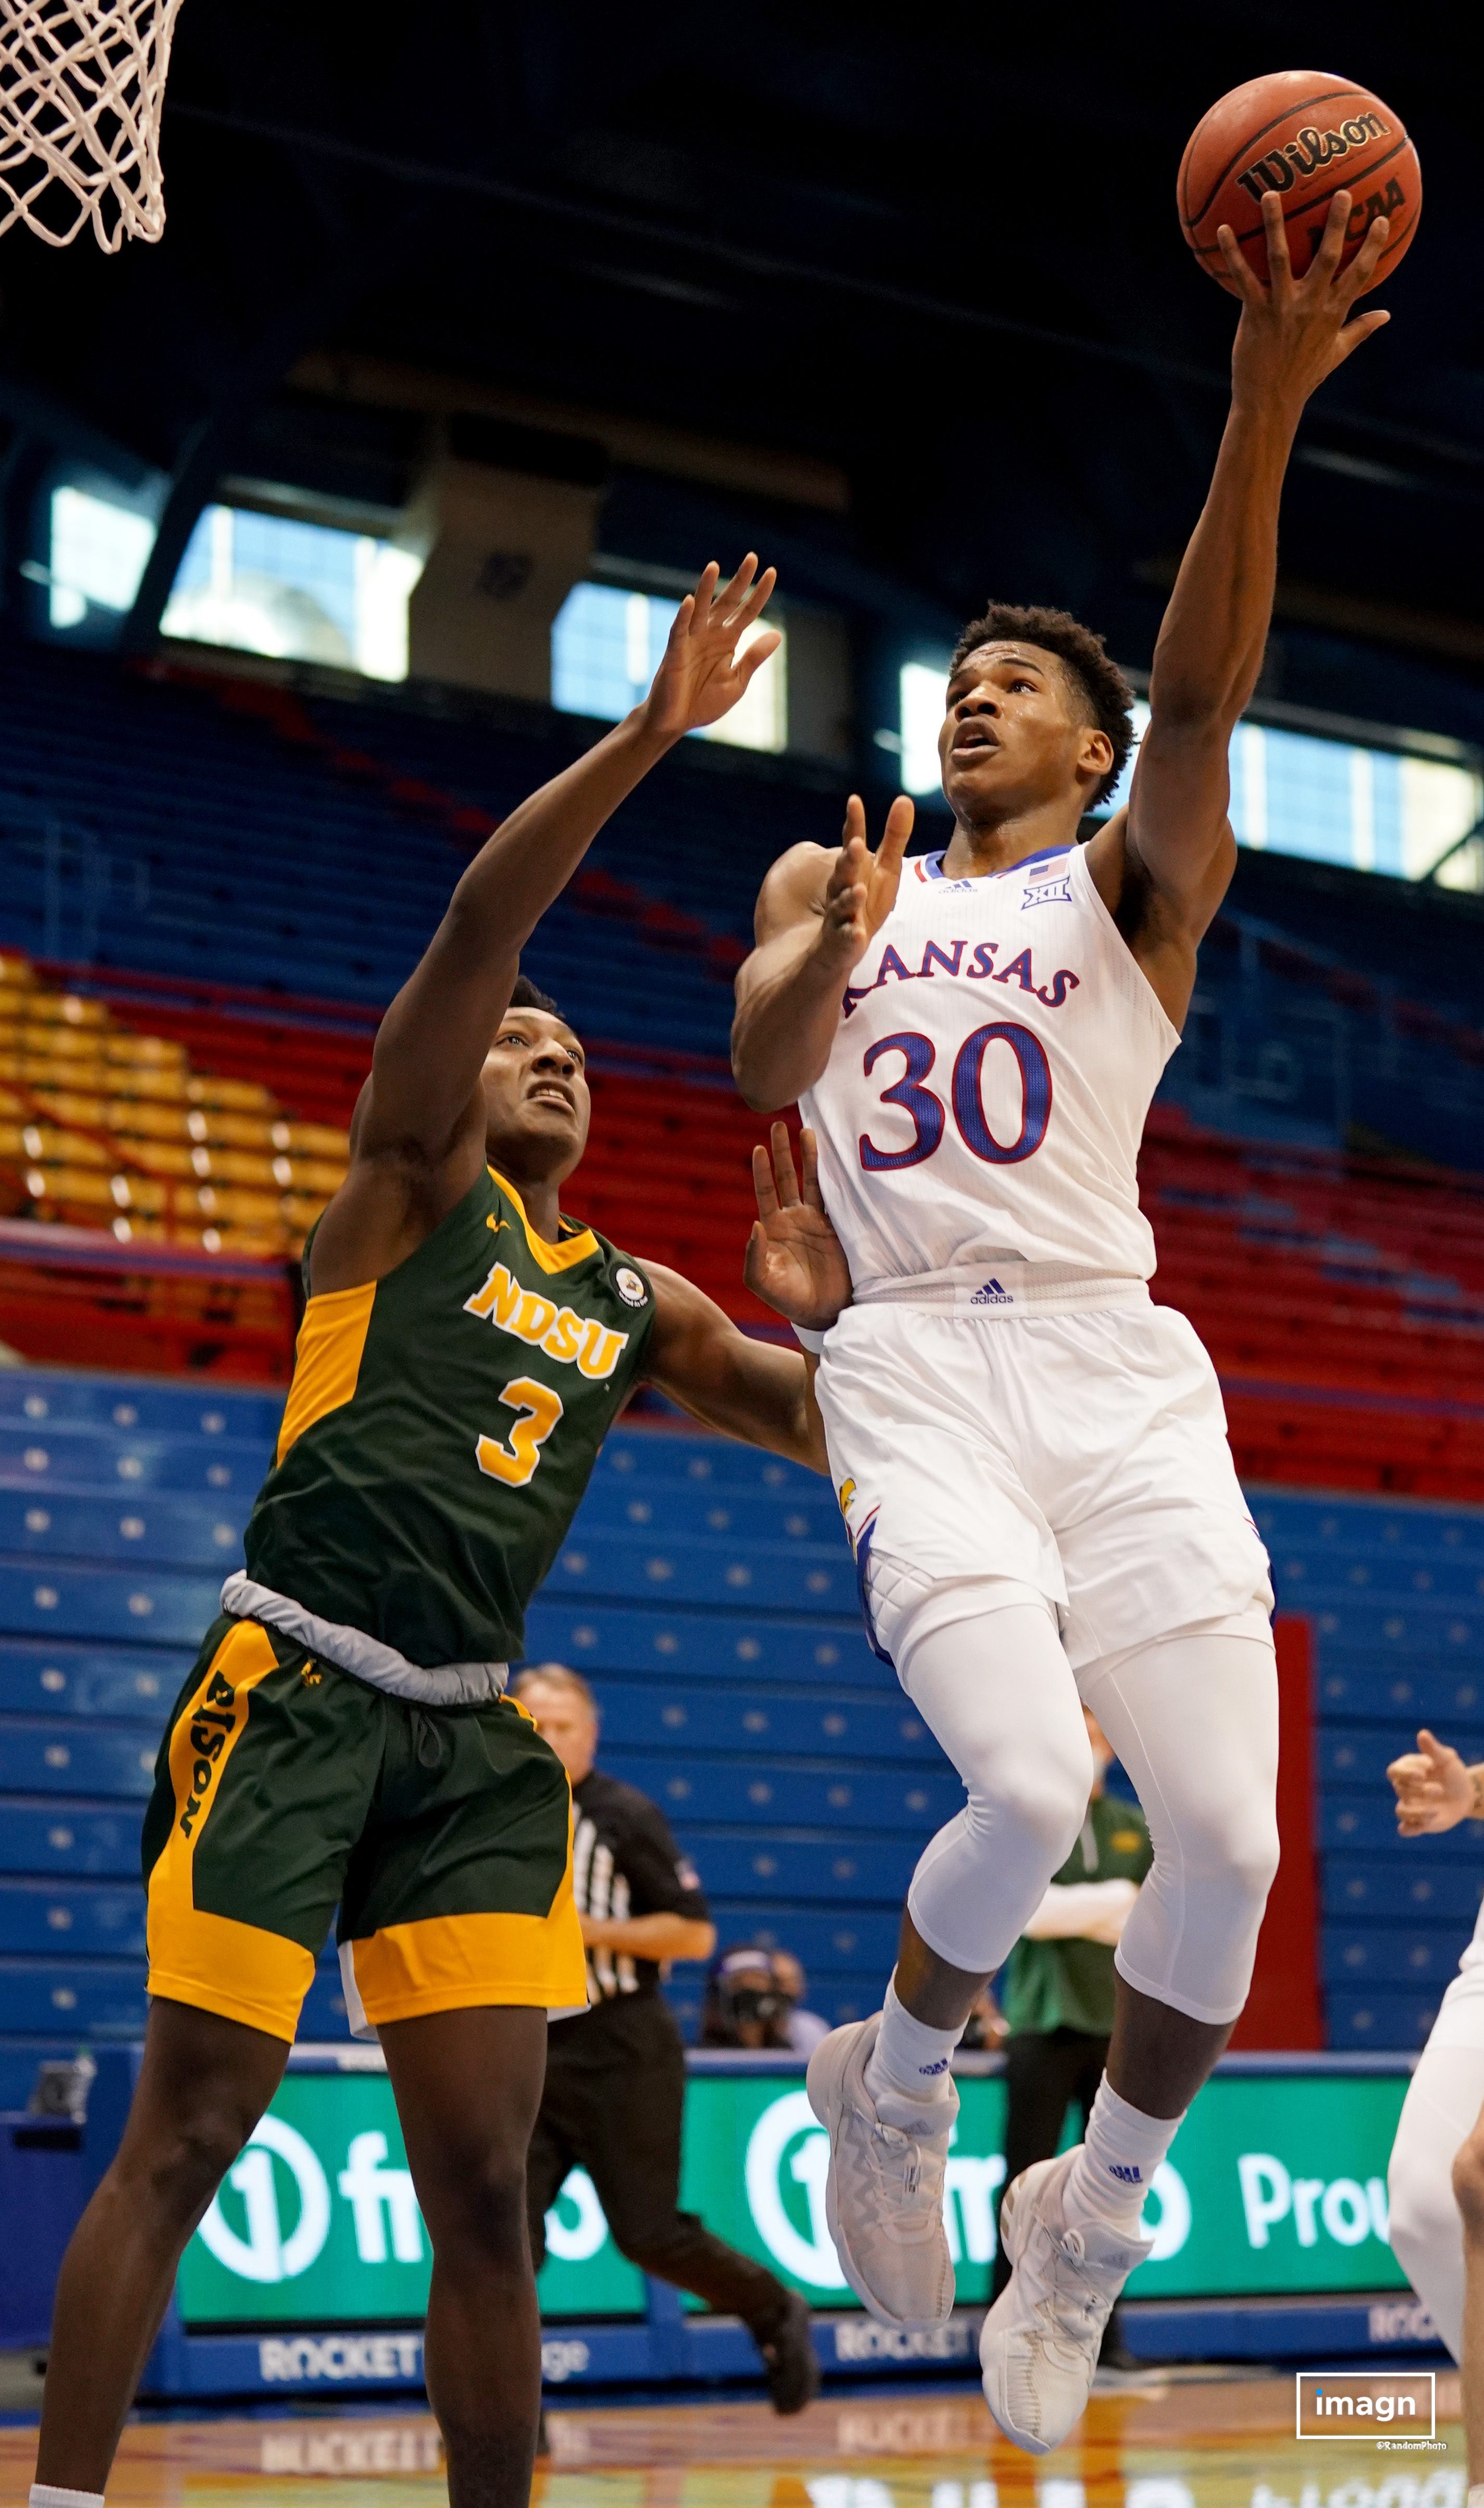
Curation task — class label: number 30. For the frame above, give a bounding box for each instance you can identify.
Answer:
[859,1024,1052,1171]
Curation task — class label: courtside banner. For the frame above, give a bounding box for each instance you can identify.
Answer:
[174,2065,1411,2325]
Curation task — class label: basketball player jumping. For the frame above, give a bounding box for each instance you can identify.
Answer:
[30,558,835,2508]
[732,189,1393,2456]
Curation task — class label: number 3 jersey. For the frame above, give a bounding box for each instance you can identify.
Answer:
[798,840,1179,1305]
[224,1168,654,1702]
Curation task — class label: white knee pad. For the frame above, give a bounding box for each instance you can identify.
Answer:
[865,1551,1094,1976]
[1080,1621,1279,2027]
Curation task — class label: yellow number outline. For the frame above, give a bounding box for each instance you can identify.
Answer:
[475,1375,564,1489]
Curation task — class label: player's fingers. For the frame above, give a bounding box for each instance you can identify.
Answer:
[742,1220,769,1292]
[751,1141,781,1221]
[687,562,721,630]
[1328,308,1391,370]
[729,563,776,633]
[1216,223,1263,303]
[1418,1729,1449,1764]
[877,793,916,867]
[798,1125,823,1206]
[1261,189,1293,298]
[735,626,784,686]
[840,793,867,850]
[1338,214,1390,302]
[771,1120,802,1208]
[716,551,759,623]
[662,593,695,650]
[1308,189,1350,284]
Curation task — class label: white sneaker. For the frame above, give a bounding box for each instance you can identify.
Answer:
[980,2148,1152,2455]
[805,2013,956,2330]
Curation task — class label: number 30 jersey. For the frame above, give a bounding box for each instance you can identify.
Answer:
[798,841,1179,1305]
[232,1168,654,1697]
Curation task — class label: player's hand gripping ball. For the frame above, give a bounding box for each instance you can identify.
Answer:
[1179,71,1420,292]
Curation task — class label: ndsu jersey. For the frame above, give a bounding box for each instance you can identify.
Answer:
[238,1167,654,1678]
[799,841,1178,1300]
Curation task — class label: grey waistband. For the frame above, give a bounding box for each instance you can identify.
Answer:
[218,1573,509,1706]
[855,1266,1152,1317]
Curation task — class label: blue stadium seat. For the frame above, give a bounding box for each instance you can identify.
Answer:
[0,1491,248,1570]
[0,1958,147,2035]
[0,1422,270,1495]
[0,1642,189,1720]
[2,1363,1482,2066]
[0,1878,148,1957]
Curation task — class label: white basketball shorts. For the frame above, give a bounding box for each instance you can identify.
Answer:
[814,1295,1273,1670]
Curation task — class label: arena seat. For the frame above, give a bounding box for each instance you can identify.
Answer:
[1,1363,1481,2079]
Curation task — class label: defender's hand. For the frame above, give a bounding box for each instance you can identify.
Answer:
[638,556,780,744]
[815,794,915,976]
[744,1123,852,1331]
[1220,189,1392,419]
[1387,1728,1478,1836]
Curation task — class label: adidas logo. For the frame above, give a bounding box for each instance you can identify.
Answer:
[918,2056,952,2075]
[1109,2163,1144,2184]
[969,1278,1012,1306]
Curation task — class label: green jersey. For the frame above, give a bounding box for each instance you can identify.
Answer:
[237,1166,654,1677]
[999,1790,1153,2038]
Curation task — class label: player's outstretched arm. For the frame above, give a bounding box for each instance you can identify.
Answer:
[313,559,778,1289]
[732,794,914,1110]
[1090,188,1392,1007]
[636,1127,852,1470]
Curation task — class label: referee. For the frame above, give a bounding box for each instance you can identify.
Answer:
[514,1665,819,2414]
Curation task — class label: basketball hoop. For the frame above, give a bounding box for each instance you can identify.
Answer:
[0,0,183,252]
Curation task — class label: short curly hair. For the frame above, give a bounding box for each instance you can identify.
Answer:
[950,603,1136,810]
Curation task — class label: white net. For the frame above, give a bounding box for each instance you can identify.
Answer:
[0,0,183,251]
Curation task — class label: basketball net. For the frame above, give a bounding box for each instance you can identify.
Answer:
[0,0,183,251]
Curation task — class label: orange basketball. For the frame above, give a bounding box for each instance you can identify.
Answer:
[1178,71,1420,294]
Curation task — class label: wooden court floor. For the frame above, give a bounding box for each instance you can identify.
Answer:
[0,2374,1466,2507]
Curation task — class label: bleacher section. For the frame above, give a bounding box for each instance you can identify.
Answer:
[3,636,1484,1172]
[0,950,350,1258]
[0,1362,1480,2108]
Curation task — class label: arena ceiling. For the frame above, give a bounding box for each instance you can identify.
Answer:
[1,2,1480,720]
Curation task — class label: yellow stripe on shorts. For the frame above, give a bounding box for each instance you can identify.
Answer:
[145,1619,317,2043]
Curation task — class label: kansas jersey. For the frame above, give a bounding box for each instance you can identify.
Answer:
[226,1167,654,1696]
[798,841,1178,1301]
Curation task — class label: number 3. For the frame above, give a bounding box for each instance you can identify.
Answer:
[858,1023,1052,1172]
[476,1376,564,1487]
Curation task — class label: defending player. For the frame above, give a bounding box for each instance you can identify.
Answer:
[30,560,848,2508]
[732,191,1393,2456]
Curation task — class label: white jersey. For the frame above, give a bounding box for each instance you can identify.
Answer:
[799,840,1179,1307]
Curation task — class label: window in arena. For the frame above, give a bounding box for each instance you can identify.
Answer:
[552,581,787,753]
[900,666,1484,885]
[160,503,425,681]
[898,658,955,796]
[46,485,156,629]
[1100,701,1483,885]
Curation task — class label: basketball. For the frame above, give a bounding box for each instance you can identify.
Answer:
[1178,71,1421,294]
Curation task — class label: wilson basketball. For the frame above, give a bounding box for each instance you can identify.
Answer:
[1179,71,1420,294]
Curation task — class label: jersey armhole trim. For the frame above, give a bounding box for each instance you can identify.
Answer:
[1070,843,1183,1055]
[276,1280,376,1465]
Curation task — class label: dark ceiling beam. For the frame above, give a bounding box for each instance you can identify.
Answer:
[0,377,157,488]
[163,100,1482,487]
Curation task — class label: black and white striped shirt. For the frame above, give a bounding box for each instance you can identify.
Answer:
[571,1769,710,2003]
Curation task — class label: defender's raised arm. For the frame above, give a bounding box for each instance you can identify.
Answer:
[313,558,778,1289]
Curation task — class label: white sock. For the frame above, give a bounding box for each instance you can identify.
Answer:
[1064,2079,1181,2234]
[31,2488,105,2508]
[863,1977,962,2108]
